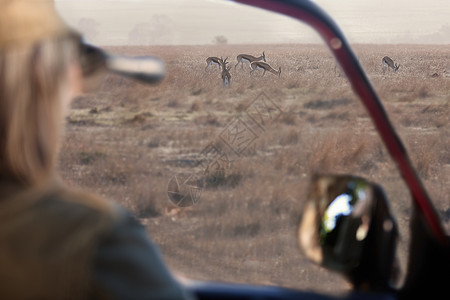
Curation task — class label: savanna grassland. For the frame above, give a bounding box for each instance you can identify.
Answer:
[58,44,449,294]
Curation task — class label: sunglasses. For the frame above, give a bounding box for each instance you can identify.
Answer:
[73,33,165,85]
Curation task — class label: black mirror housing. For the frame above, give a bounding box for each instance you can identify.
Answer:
[299,174,399,291]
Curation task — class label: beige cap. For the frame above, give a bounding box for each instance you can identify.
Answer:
[0,0,72,48]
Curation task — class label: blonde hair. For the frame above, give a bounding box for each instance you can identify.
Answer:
[0,35,78,186]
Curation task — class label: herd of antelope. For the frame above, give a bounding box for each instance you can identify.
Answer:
[205,52,401,87]
[205,51,281,88]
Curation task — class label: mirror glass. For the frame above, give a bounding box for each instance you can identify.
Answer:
[300,176,373,273]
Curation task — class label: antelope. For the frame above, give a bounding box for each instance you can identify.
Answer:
[221,57,231,87]
[382,56,400,73]
[250,61,281,78]
[205,56,224,71]
[235,52,266,70]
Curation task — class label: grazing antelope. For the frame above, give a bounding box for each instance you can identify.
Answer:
[205,56,224,71]
[221,57,231,87]
[235,52,266,70]
[382,56,400,73]
[250,61,281,78]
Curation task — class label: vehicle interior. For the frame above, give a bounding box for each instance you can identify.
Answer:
[56,0,449,298]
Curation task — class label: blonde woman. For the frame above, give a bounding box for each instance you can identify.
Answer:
[0,1,192,299]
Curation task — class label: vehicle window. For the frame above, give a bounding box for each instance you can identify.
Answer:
[56,0,449,294]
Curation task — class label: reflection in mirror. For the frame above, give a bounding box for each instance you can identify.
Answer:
[299,174,399,291]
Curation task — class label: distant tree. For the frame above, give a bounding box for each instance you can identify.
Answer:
[421,24,450,44]
[128,23,152,45]
[213,35,228,45]
[77,18,100,43]
[128,14,175,45]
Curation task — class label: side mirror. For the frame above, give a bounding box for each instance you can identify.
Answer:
[299,174,399,290]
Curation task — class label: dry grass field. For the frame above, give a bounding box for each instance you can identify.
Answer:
[58,44,449,294]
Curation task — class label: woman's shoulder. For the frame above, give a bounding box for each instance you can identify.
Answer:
[43,184,120,219]
[37,184,127,239]
[0,183,126,297]
[0,182,124,247]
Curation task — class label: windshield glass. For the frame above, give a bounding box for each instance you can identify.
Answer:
[56,0,449,294]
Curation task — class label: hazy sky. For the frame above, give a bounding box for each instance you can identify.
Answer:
[55,0,450,45]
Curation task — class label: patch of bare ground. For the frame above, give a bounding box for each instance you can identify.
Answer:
[58,44,449,293]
